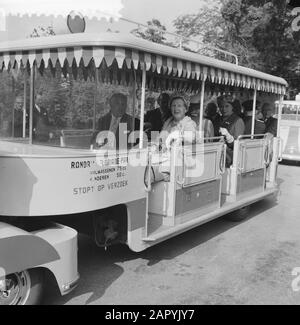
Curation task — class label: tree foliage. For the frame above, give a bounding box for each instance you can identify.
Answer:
[30,26,56,38]
[173,0,300,94]
[131,19,167,44]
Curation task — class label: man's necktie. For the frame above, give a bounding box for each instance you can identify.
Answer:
[110,115,120,135]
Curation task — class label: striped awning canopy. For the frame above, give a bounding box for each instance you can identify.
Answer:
[0,33,287,95]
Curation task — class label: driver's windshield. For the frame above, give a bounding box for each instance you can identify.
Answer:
[276,102,300,121]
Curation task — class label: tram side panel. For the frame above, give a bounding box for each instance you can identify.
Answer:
[0,148,148,217]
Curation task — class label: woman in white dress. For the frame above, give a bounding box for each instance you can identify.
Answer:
[151,95,197,182]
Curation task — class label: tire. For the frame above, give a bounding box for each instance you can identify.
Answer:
[225,205,250,222]
[0,269,45,305]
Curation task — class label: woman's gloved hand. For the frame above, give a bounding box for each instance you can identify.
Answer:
[219,127,234,144]
[165,130,181,150]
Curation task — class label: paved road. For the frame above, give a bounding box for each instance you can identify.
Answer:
[45,163,300,305]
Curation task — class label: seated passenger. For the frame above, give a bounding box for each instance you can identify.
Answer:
[13,95,26,138]
[144,93,171,136]
[151,95,197,182]
[261,103,278,166]
[33,93,53,142]
[205,102,222,137]
[262,103,278,137]
[242,100,266,135]
[219,101,245,167]
[232,99,244,119]
[158,95,197,149]
[91,93,140,150]
[188,94,215,139]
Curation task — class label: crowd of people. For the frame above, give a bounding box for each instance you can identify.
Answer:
[90,92,278,179]
[11,90,278,172]
[92,92,278,147]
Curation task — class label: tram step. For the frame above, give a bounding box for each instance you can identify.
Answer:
[143,187,277,243]
[143,212,218,242]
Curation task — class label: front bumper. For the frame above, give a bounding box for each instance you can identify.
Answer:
[33,223,79,297]
[282,153,300,162]
[61,274,80,295]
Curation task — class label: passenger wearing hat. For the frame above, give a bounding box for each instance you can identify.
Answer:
[152,95,197,182]
[188,94,215,139]
[262,103,277,137]
[205,102,222,137]
[144,93,171,136]
[219,101,245,167]
[219,101,245,141]
[232,99,244,118]
[242,100,266,135]
[159,94,197,149]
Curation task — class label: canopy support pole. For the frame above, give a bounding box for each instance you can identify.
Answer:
[251,88,257,138]
[277,95,284,139]
[132,70,137,137]
[139,66,146,149]
[29,64,35,145]
[93,68,98,132]
[199,79,206,140]
[11,77,15,138]
[23,71,27,138]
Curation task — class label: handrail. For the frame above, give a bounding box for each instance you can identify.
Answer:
[196,45,239,65]
[264,142,270,167]
[278,138,283,163]
[237,134,267,141]
[145,147,153,192]
[220,143,227,175]
[104,12,239,65]
[200,136,225,143]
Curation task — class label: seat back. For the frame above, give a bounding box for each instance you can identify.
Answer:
[60,129,94,149]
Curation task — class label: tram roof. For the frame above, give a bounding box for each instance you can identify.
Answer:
[0,33,287,94]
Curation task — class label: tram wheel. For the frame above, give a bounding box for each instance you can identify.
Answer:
[225,205,250,222]
[0,269,45,305]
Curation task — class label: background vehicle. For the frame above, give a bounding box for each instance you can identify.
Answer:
[276,98,300,162]
[0,27,287,304]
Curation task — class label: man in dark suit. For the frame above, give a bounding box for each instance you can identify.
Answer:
[144,93,171,139]
[242,100,266,135]
[262,103,278,137]
[13,95,25,138]
[91,93,140,150]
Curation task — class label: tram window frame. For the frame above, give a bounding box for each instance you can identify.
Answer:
[0,69,30,141]
[28,60,142,150]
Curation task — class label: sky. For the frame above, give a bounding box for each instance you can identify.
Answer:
[0,0,211,41]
